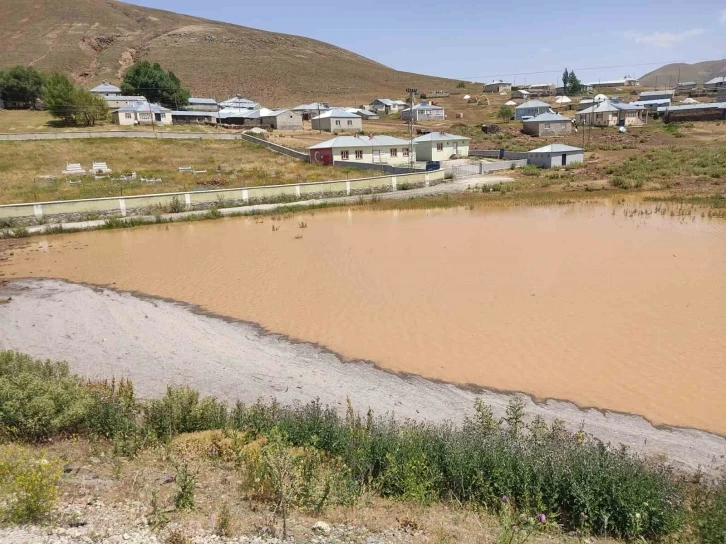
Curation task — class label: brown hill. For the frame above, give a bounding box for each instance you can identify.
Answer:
[639,60,726,87]
[0,0,461,107]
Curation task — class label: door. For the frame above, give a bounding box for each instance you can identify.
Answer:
[561,154,567,166]
[373,150,381,163]
[453,142,459,155]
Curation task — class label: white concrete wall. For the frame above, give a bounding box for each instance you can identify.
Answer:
[416,141,470,161]
[312,116,363,132]
[331,144,412,166]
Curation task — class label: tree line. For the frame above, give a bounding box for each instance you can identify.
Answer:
[0,61,189,126]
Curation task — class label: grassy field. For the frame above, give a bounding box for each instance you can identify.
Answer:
[0,138,375,204]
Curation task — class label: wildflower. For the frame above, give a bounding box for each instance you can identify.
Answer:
[501,495,509,503]
[635,513,641,520]
[164,476,174,484]
[537,513,546,523]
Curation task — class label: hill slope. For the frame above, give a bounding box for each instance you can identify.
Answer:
[639,60,726,87]
[0,0,460,106]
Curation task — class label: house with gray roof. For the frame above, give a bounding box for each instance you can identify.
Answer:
[629,99,671,113]
[112,102,172,126]
[638,90,674,101]
[401,102,445,122]
[90,81,122,97]
[528,144,584,168]
[292,102,331,120]
[369,98,407,115]
[522,112,572,137]
[104,95,148,109]
[413,132,470,161]
[659,102,726,122]
[308,135,413,166]
[704,76,726,89]
[576,100,646,127]
[345,108,380,120]
[219,95,260,111]
[311,109,363,132]
[186,98,219,112]
[514,100,552,120]
[483,80,512,93]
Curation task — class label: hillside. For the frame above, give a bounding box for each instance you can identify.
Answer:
[639,60,726,87]
[0,0,460,107]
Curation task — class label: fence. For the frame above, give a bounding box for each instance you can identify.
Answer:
[469,149,530,160]
[0,170,446,224]
[0,130,246,142]
[332,160,425,175]
[445,159,528,178]
[238,133,310,161]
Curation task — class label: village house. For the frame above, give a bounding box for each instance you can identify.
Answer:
[104,95,147,109]
[345,108,379,120]
[528,144,584,168]
[576,100,646,127]
[522,112,572,137]
[629,99,671,114]
[261,109,303,130]
[401,102,445,122]
[638,90,675,101]
[717,88,726,102]
[292,102,330,120]
[676,81,698,92]
[586,77,639,89]
[219,95,259,111]
[413,132,470,162]
[527,83,556,96]
[113,102,172,126]
[512,89,531,100]
[483,80,512,93]
[171,111,218,124]
[186,98,218,112]
[704,76,726,90]
[311,109,363,132]
[369,99,407,115]
[90,81,122,97]
[514,99,551,120]
[308,135,412,166]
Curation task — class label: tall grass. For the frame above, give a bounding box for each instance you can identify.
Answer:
[0,351,723,540]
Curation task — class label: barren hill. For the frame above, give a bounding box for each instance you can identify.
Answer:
[639,60,726,87]
[0,0,460,106]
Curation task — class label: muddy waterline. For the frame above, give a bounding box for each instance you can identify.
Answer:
[2,202,725,434]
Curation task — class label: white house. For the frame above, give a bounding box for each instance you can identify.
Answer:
[219,95,259,111]
[413,132,470,162]
[576,100,646,127]
[311,109,363,132]
[104,95,147,109]
[112,101,172,126]
[401,102,445,122]
[528,144,584,168]
[308,135,413,166]
[369,98,407,114]
[90,81,122,97]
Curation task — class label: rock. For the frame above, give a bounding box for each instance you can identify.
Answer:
[123,533,130,540]
[366,537,382,544]
[312,521,331,536]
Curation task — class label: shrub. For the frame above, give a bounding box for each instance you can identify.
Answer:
[168,196,185,214]
[214,503,234,537]
[0,351,92,441]
[0,444,63,523]
[521,165,541,177]
[693,479,726,544]
[144,386,228,440]
[172,459,196,511]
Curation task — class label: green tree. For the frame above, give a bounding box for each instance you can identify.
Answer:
[0,66,45,107]
[498,105,513,122]
[121,61,190,108]
[456,81,466,88]
[44,73,108,126]
[567,71,584,94]
[562,68,570,92]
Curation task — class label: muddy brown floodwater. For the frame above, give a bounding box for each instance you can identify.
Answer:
[2,202,725,434]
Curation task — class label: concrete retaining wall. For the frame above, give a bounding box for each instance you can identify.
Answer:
[469,149,530,160]
[332,160,424,175]
[0,131,246,141]
[481,160,528,172]
[0,170,447,225]
[239,134,310,161]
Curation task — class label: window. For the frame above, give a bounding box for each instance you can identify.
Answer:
[390,148,398,157]
[544,123,550,129]
[341,150,349,160]
[436,143,444,151]
[403,148,409,157]
[335,120,341,126]
[125,113,132,119]
[355,150,363,160]
[347,120,353,126]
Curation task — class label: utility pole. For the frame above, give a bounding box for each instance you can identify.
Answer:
[406,88,417,171]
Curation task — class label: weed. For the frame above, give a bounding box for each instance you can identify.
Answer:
[168,196,185,214]
[165,529,191,544]
[148,489,170,530]
[298,221,307,228]
[172,459,197,511]
[203,208,222,220]
[12,226,29,238]
[521,165,541,177]
[214,503,234,537]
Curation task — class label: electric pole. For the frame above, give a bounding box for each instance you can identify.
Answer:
[406,87,417,171]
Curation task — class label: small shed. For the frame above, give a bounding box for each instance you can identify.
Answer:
[522,112,572,137]
[528,144,584,168]
[262,109,303,130]
[311,109,363,132]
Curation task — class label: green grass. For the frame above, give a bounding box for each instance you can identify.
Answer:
[607,147,726,187]
[3,350,723,540]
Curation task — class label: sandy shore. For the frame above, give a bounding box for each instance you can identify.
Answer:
[1,278,724,475]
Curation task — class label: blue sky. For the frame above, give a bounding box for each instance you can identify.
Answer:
[131,0,725,84]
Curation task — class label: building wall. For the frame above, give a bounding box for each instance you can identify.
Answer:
[266,112,303,130]
[514,106,550,120]
[401,108,445,122]
[311,116,363,132]
[113,111,136,126]
[186,104,219,112]
[105,98,147,109]
[415,140,469,161]
[326,144,412,166]
[528,151,584,168]
[522,120,572,137]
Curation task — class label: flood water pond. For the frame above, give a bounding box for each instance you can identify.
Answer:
[3,201,725,434]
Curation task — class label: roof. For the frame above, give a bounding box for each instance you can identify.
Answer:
[529,144,583,153]
[345,108,378,117]
[677,81,697,86]
[639,90,675,97]
[586,78,638,86]
[219,96,259,108]
[529,83,554,88]
[91,81,121,93]
[372,98,395,106]
[115,101,170,113]
[705,76,726,85]
[657,102,726,113]
[484,80,511,86]
[523,112,570,123]
[504,100,518,106]
[104,95,147,102]
[629,99,671,106]
[412,132,470,143]
[312,108,361,119]
[515,100,550,109]
[554,96,571,104]
[261,108,296,117]
[577,100,643,114]
[171,111,218,117]
[188,98,217,105]
[292,102,330,111]
[514,89,531,95]
[308,135,411,150]
[403,103,445,112]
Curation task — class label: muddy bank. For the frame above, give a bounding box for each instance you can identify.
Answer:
[0,279,724,474]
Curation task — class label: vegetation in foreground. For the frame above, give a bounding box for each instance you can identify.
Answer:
[0,351,724,542]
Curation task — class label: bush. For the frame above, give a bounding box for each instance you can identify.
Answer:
[168,195,185,214]
[0,444,63,523]
[694,479,726,544]
[521,165,541,177]
[144,386,228,440]
[0,351,92,441]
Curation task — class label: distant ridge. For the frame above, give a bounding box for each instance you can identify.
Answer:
[0,0,460,106]
[639,60,726,87]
